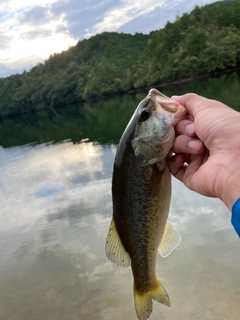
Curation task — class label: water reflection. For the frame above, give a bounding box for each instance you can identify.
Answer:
[0,139,116,319]
[0,138,239,320]
[0,73,240,320]
[0,71,239,150]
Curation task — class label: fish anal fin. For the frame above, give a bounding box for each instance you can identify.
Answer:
[158,221,181,258]
[134,277,170,320]
[105,217,131,268]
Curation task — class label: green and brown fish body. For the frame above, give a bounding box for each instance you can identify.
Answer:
[106,89,187,320]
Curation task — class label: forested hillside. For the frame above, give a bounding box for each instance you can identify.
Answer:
[0,0,240,117]
[133,0,240,87]
[0,32,150,117]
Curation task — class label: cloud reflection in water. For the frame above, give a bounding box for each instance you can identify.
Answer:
[0,139,239,320]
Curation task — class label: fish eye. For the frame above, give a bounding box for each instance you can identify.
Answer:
[140,109,150,121]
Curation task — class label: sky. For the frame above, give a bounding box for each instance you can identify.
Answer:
[0,0,217,78]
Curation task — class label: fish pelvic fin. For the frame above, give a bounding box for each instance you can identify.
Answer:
[105,217,131,268]
[158,221,181,258]
[134,277,170,320]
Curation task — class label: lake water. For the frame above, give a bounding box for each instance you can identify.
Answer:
[0,72,240,320]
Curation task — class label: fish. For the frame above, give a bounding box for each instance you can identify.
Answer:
[105,88,187,320]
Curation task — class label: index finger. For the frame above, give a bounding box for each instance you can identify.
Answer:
[172,93,233,115]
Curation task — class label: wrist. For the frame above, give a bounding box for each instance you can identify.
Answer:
[231,199,240,236]
[218,153,240,211]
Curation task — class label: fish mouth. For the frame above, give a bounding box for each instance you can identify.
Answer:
[148,88,188,126]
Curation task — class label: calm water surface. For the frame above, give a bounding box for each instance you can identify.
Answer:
[0,72,240,320]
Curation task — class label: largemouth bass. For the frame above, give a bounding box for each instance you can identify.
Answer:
[106,88,187,320]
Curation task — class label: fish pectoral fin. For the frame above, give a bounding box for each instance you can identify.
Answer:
[105,217,131,268]
[158,221,181,258]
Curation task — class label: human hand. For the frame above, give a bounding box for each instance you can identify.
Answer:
[168,93,240,210]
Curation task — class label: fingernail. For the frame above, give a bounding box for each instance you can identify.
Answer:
[185,123,195,136]
[187,139,203,151]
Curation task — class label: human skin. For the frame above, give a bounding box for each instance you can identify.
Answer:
[168,93,240,211]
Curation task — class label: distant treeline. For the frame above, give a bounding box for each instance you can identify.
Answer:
[1,71,239,149]
[0,0,240,117]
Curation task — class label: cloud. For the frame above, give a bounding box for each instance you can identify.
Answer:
[0,33,12,50]
[21,29,53,40]
[18,6,52,26]
[84,0,217,38]
[0,0,10,9]
[0,2,77,77]
[50,0,120,39]
[1,0,57,11]
[115,0,192,34]
[55,24,68,33]
[0,140,111,227]
[0,56,43,77]
[84,0,166,38]
[0,0,218,78]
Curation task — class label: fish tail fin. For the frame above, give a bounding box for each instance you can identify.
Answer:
[133,277,170,320]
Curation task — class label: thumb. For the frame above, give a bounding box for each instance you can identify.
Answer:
[171,93,213,118]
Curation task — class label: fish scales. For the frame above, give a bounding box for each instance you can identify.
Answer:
[113,157,171,290]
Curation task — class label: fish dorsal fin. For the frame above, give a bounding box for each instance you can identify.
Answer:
[158,221,181,258]
[105,218,131,268]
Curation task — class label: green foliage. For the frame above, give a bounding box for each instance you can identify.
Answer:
[133,0,240,85]
[0,71,239,149]
[0,32,149,117]
[187,31,207,57]
[0,0,240,117]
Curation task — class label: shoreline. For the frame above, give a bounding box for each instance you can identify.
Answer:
[127,67,240,94]
[78,66,240,103]
[1,67,239,119]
